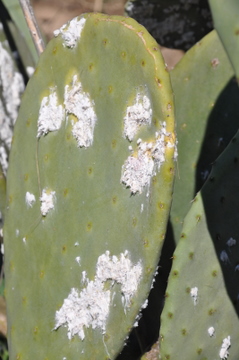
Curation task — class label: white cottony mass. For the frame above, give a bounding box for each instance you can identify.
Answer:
[54,251,142,340]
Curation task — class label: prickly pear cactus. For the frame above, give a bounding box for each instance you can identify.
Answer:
[170,29,239,242]
[160,131,239,359]
[4,13,176,359]
[209,0,239,80]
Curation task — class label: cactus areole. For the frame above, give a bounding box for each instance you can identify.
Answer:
[4,13,176,359]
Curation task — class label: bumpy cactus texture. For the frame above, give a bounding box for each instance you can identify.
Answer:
[209,0,239,80]
[169,29,239,242]
[160,131,239,359]
[4,13,176,359]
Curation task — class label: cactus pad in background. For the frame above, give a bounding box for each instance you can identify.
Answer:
[160,131,239,359]
[4,13,176,359]
[169,29,239,242]
[209,0,239,81]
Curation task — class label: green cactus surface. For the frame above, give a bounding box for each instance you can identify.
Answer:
[209,0,239,81]
[4,13,176,359]
[170,29,239,243]
[160,131,239,359]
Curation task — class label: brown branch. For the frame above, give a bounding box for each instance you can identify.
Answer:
[19,0,45,56]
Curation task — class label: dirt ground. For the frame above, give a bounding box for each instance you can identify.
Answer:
[31,0,184,69]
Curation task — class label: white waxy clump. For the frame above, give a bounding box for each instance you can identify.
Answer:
[54,17,86,48]
[121,143,154,194]
[124,91,152,141]
[226,237,236,247]
[37,91,64,138]
[26,66,35,77]
[220,250,230,264]
[0,43,25,174]
[25,192,36,208]
[235,264,239,272]
[40,189,55,216]
[208,326,215,337]
[219,336,231,359]
[75,256,81,265]
[54,251,142,340]
[190,287,198,305]
[64,75,97,148]
[96,250,142,308]
[121,123,168,194]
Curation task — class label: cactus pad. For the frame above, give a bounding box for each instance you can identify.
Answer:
[160,131,239,359]
[170,29,239,242]
[4,13,176,359]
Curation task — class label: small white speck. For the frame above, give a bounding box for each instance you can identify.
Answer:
[142,299,148,309]
[190,287,198,305]
[25,192,36,208]
[23,237,26,244]
[76,256,81,265]
[16,229,19,237]
[208,326,215,337]
[81,271,87,284]
[219,336,231,359]
[235,264,239,272]
[226,237,236,247]
[74,242,79,246]
[0,243,4,255]
[128,145,133,151]
[140,204,144,212]
[137,138,142,145]
[26,66,35,77]
[220,250,230,264]
[54,17,86,48]
[40,189,55,216]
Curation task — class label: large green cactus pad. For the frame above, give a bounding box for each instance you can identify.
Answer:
[4,13,176,359]
[170,29,239,242]
[160,132,239,359]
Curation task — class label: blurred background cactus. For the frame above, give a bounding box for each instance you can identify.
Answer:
[1,0,239,359]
